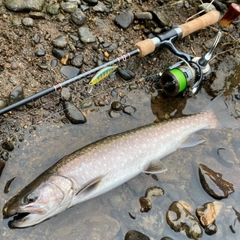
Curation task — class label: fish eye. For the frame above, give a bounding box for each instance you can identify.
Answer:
[24,192,38,204]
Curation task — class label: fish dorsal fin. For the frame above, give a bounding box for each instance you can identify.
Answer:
[76,176,103,195]
[143,160,168,174]
[180,133,205,148]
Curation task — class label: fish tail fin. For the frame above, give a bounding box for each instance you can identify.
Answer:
[204,94,239,129]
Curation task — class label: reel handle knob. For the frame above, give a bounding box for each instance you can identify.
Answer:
[219,3,240,28]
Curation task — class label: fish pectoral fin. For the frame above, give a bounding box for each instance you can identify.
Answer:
[76,176,103,195]
[143,159,168,174]
[179,133,205,148]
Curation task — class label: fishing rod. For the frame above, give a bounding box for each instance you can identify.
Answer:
[0,9,222,115]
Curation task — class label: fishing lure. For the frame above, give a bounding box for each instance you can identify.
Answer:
[88,65,118,86]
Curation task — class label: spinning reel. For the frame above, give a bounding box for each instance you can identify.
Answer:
[157,3,240,96]
[159,30,221,96]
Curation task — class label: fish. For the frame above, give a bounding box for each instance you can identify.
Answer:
[2,95,239,228]
[88,65,118,86]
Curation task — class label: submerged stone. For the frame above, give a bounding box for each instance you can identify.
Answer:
[198,163,234,199]
[0,159,5,177]
[124,230,150,240]
[111,101,123,111]
[140,186,164,212]
[123,105,136,116]
[166,201,202,239]
[2,141,14,151]
[4,0,45,12]
[63,101,86,124]
[196,201,224,227]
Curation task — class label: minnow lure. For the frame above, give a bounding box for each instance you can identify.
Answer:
[88,65,118,86]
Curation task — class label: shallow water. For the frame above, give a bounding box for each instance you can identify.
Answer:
[0,86,240,240]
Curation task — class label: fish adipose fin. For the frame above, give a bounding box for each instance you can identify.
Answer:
[204,94,239,129]
[143,159,168,174]
[76,176,103,195]
[180,133,205,148]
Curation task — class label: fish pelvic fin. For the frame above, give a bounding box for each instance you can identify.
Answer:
[143,159,168,174]
[76,176,104,196]
[203,94,239,129]
[179,133,205,148]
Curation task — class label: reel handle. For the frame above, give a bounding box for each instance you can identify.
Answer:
[135,10,220,57]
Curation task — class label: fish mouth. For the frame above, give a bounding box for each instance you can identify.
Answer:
[3,206,48,228]
[4,211,32,228]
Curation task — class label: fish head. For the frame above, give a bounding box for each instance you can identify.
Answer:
[3,174,74,228]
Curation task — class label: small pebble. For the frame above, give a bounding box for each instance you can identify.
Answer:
[111,101,123,111]
[22,18,34,27]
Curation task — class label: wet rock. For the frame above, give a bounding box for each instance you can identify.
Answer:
[84,0,98,6]
[0,159,5,177]
[205,223,217,235]
[33,33,40,44]
[60,1,78,13]
[8,86,24,106]
[4,0,45,12]
[35,48,46,57]
[135,12,152,20]
[52,35,68,49]
[217,148,235,167]
[109,110,121,118]
[22,17,34,27]
[118,68,135,80]
[61,88,72,102]
[80,4,89,12]
[4,177,16,193]
[60,66,80,79]
[46,3,60,15]
[78,27,96,43]
[114,12,134,29]
[52,48,69,60]
[29,11,45,19]
[111,89,118,99]
[123,105,136,116]
[196,201,224,227]
[0,99,8,109]
[151,10,171,28]
[196,201,223,235]
[1,151,9,161]
[139,186,164,212]
[111,101,123,111]
[124,230,150,240]
[229,207,240,234]
[2,141,14,151]
[71,9,87,26]
[71,54,84,67]
[166,201,202,239]
[93,2,109,12]
[51,59,58,67]
[199,163,234,199]
[63,101,86,124]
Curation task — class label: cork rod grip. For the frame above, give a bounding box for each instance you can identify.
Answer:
[179,10,220,38]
